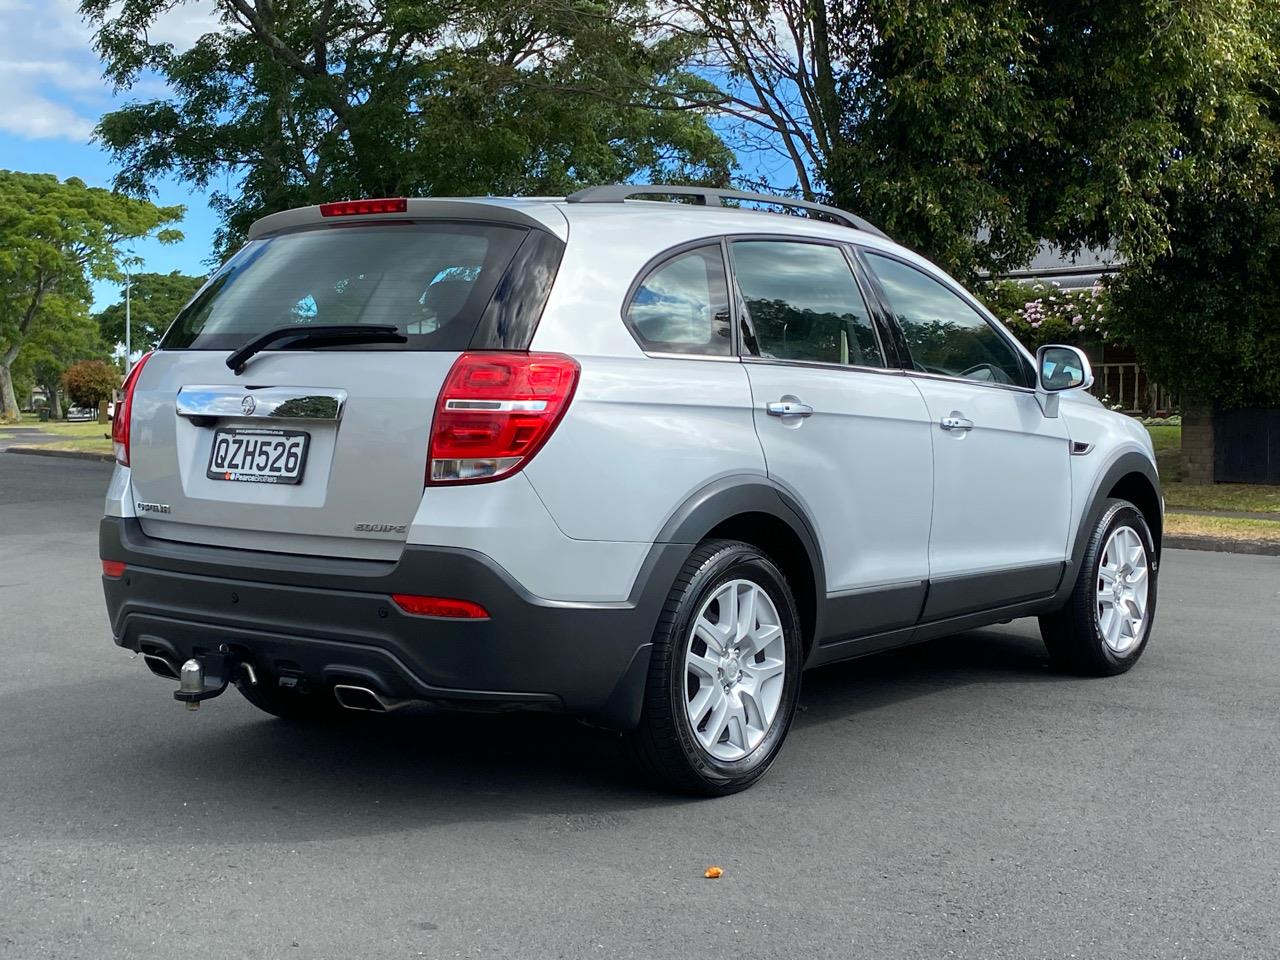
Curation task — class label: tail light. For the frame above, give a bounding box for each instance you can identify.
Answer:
[101,560,126,579]
[427,352,579,484]
[112,351,154,467]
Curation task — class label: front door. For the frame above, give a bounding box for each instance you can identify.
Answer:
[861,251,1072,619]
[730,239,934,644]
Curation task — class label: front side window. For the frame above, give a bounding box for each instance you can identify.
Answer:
[731,240,884,367]
[625,245,731,355]
[865,253,1028,386]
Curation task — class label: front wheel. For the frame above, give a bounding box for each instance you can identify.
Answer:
[624,539,803,795]
[1040,499,1158,676]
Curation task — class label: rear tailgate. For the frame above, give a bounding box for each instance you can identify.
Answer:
[128,350,455,560]
[123,211,564,560]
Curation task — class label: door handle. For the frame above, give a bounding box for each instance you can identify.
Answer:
[766,399,814,418]
[940,415,974,432]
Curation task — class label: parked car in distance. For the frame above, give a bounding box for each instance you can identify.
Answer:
[100,186,1162,794]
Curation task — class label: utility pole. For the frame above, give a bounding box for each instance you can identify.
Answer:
[124,263,132,372]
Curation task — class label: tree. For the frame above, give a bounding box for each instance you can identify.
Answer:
[63,360,121,411]
[12,315,110,419]
[0,171,183,421]
[97,271,206,354]
[83,0,733,256]
[665,1,1275,281]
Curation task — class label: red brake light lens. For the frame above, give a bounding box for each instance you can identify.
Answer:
[101,560,126,579]
[319,198,408,218]
[391,594,489,619]
[112,351,154,467]
[427,352,579,484]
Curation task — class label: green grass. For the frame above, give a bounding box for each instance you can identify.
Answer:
[1147,424,1181,476]
[3,415,113,454]
[1144,423,1280,514]
[1164,483,1280,514]
[1166,512,1280,542]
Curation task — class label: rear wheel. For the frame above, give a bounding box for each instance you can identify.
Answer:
[1040,499,1158,676]
[235,676,345,722]
[624,539,803,795]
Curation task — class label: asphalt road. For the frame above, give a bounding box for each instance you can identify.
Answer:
[2,452,1278,960]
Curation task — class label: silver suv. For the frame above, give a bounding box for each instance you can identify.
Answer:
[100,185,1162,794]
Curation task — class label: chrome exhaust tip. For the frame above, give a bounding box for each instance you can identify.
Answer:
[142,651,181,681]
[333,684,406,713]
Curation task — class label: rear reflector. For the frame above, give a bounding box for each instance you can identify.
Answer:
[112,351,154,467]
[391,594,489,619]
[427,352,579,484]
[102,560,126,579]
[319,198,408,218]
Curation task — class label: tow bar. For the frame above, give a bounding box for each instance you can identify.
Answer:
[174,646,257,710]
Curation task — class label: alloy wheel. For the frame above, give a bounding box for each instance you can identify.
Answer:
[683,579,787,762]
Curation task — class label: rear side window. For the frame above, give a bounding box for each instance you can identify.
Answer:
[731,240,884,367]
[625,245,732,356]
[162,222,541,351]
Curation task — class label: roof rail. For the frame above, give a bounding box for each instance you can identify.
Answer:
[565,184,889,240]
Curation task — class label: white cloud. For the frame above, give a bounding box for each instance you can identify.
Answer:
[0,0,220,143]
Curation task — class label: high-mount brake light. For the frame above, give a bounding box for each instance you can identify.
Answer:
[427,352,580,485]
[112,351,154,467]
[319,198,409,218]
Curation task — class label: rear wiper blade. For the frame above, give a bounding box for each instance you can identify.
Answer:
[227,324,407,374]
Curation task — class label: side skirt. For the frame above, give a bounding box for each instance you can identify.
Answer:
[806,575,1064,669]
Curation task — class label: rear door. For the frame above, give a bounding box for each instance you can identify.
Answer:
[731,238,933,643]
[127,218,553,560]
[860,250,1071,617]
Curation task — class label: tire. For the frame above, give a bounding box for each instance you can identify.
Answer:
[1040,499,1158,676]
[623,539,803,796]
[235,676,345,722]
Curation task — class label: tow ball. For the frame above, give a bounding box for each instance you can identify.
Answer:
[175,647,257,710]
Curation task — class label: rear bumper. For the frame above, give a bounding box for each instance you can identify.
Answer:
[100,518,685,729]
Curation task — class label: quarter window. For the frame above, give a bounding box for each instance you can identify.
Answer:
[865,253,1028,386]
[625,245,732,355]
[731,241,883,367]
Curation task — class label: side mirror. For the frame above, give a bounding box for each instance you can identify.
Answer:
[1037,344,1094,392]
[1035,345,1093,417]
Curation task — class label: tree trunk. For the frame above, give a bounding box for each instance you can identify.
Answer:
[1180,400,1215,485]
[0,362,19,422]
[50,388,63,420]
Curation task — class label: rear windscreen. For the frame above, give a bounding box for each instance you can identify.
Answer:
[161,222,533,351]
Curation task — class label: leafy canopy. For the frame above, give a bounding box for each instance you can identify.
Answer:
[0,170,183,420]
[84,0,733,256]
[673,0,1279,282]
[97,271,206,353]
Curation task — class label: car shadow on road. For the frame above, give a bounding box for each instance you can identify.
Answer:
[7,623,1076,843]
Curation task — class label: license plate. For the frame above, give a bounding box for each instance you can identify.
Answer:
[207,428,310,484]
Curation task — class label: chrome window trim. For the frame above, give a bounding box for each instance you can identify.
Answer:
[741,355,907,378]
[901,368,1038,396]
[643,350,742,363]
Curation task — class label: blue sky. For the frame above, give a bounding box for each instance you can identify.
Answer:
[0,0,800,314]
[0,0,222,309]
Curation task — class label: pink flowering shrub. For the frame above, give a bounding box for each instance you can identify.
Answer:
[979,279,1113,352]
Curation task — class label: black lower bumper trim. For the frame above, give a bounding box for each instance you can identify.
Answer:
[101,518,688,728]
